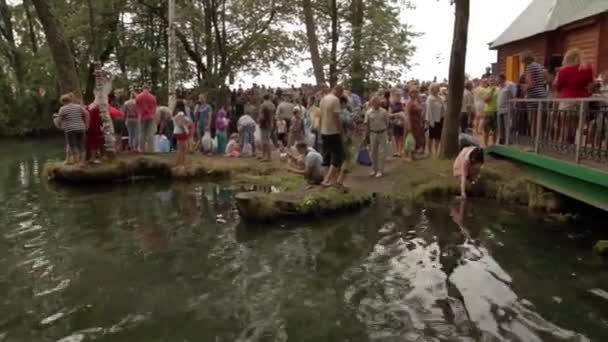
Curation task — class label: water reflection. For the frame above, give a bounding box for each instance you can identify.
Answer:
[0,140,607,341]
[344,201,594,341]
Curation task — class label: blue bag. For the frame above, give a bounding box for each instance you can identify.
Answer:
[357,146,372,166]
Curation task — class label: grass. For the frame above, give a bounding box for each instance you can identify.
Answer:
[43,152,564,221]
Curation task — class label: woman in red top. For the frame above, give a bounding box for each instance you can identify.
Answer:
[556,48,594,144]
[109,105,125,152]
[86,103,104,163]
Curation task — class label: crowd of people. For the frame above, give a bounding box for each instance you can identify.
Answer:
[54,48,608,195]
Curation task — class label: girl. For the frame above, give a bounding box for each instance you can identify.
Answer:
[390,92,405,157]
[288,107,305,148]
[173,100,189,166]
[276,114,288,150]
[225,133,241,157]
[215,107,229,154]
[453,146,484,199]
[425,83,445,159]
[406,87,425,155]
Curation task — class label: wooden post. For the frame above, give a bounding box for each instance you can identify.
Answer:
[167,0,176,110]
[575,101,585,163]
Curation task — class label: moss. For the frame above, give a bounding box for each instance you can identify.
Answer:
[44,151,569,222]
[594,241,608,256]
[235,187,372,222]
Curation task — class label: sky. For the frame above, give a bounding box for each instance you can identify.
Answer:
[238,0,533,87]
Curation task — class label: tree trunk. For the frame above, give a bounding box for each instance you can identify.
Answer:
[31,0,81,97]
[23,0,38,54]
[328,0,339,87]
[302,0,324,86]
[203,0,214,87]
[440,0,470,158]
[350,0,364,95]
[0,0,26,94]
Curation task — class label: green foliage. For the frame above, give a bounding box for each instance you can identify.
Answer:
[0,0,418,135]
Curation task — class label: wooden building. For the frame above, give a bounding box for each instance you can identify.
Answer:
[490,0,608,81]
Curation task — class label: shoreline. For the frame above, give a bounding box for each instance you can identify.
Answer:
[43,153,564,222]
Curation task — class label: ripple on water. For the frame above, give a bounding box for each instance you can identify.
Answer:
[34,278,71,297]
[345,219,591,342]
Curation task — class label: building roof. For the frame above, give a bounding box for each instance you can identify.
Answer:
[490,0,608,49]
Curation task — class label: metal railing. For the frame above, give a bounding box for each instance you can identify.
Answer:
[505,98,608,164]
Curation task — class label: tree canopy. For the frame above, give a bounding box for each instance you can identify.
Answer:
[0,0,418,135]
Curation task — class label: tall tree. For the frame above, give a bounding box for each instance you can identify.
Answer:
[31,0,81,96]
[350,0,364,95]
[0,0,26,93]
[328,0,339,86]
[440,0,470,158]
[302,0,324,85]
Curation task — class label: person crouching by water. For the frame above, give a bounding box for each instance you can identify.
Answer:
[173,100,190,167]
[364,95,390,178]
[288,141,325,185]
[57,93,90,166]
[453,146,484,199]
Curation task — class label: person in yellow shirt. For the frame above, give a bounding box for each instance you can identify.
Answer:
[480,76,499,147]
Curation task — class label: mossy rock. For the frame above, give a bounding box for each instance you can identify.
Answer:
[235,187,373,222]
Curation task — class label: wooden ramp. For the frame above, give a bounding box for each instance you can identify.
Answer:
[487,145,608,212]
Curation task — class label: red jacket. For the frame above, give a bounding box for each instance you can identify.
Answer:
[136,90,157,121]
[556,64,593,98]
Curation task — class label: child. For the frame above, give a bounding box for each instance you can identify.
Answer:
[215,108,229,155]
[276,115,287,150]
[453,146,484,199]
[173,100,189,166]
[225,133,241,157]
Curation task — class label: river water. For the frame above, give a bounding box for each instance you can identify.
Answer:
[1,139,607,342]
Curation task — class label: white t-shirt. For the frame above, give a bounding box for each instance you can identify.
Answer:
[319,93,341,135]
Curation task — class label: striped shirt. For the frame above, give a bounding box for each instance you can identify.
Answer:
[526,62,547,98]
[59,103,86,132]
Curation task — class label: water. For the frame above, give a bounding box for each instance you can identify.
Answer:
[1,139,607,342]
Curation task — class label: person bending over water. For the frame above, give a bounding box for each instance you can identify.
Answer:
[288,141,325,185]
[453,146,484,199]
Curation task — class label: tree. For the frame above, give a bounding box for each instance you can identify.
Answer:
[440,0,469,158]
[31,0,81,97]
[302,0,324,85]
[350,0,364,95]
[300,0,417,92]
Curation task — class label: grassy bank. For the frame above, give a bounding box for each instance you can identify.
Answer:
[43,153,561,221]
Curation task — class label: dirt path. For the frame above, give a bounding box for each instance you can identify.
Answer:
[345,157,404,195]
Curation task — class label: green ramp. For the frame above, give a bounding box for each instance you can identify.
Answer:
[487,145,608,212]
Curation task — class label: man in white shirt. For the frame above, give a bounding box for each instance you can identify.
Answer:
[497,74,517,144]
[318,85,345,187]
[460,81,475,133]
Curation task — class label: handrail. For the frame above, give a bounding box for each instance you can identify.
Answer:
[508,98,608,103]
[504,97,608,164]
